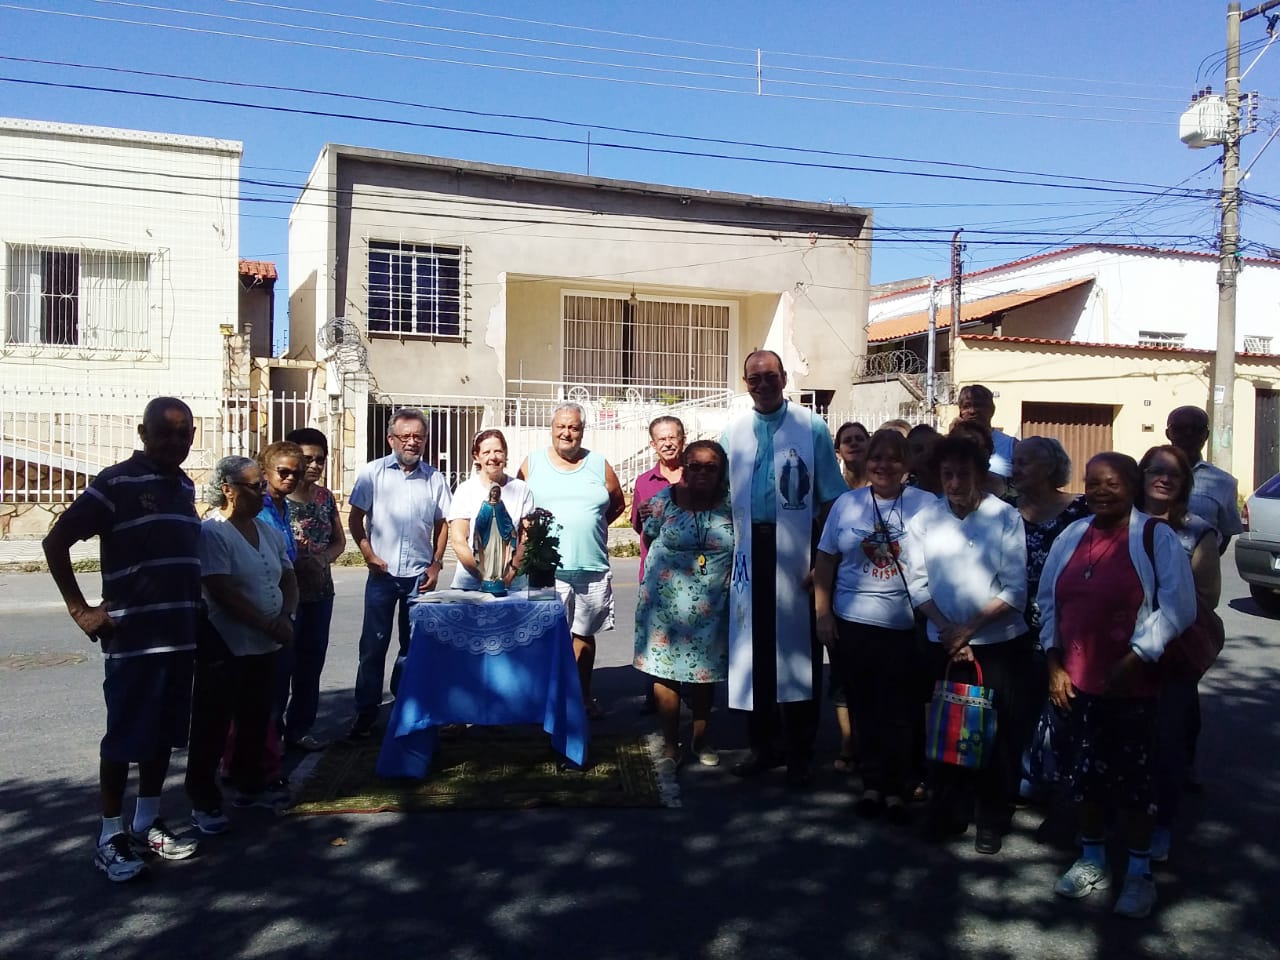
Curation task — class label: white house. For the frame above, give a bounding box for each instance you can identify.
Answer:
[0,118,242,545]
[288,146,872,492]
[862,245,1280,489]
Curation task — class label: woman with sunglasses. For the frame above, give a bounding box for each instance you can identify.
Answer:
[1136,444,1221,863]
[279,428,346,752]
[256,441,303,564]
[188,456,297,831]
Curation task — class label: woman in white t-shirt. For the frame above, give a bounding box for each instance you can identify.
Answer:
[448,429,535,591]
[815,429,933,822]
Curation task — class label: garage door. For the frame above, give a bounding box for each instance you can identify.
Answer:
[1020,402,1115,493]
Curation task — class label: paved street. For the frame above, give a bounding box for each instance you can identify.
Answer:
[0,555,1277,959]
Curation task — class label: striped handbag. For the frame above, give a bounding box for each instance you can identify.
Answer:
[925,656,997,769]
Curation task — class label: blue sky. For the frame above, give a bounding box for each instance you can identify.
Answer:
[5,1,1279,352]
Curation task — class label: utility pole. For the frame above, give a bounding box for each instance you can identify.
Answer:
[1210,0,1280,466]
[948,230,964,402]
[925,277,938,409]
[1212,2,1242,468]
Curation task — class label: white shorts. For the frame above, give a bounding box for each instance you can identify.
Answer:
[556,569,615,637]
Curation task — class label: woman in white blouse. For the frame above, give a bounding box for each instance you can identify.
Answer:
[449,430,534,590]
[906,434,1028,856]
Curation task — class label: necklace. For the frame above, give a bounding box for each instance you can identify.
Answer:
[692,509,711,575]
[870,488,903,543]
[1083,523,1121,579]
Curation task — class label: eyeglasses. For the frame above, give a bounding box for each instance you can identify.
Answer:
[683,463,721,474]
[229,479,268,492]
[390,433,425,444]
[301,455,327,466]
[745,373,782,387]
[1144,468,1180,480]
[275,468,302,480]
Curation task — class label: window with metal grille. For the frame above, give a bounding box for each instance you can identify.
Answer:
[1137,330,1186,348]
[4,244,151,350]
[1244,334,1273,353]
[562,292,731,400]
[367,241,463,339]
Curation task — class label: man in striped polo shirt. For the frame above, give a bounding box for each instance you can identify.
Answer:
[44,397,204,882]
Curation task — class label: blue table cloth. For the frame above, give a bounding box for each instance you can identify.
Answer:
[376,595,588,777]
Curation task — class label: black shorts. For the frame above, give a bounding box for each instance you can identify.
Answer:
[100,650,196,762]
[1064,692,1157,812]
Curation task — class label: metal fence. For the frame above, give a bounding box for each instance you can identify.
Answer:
[0,386,314,503]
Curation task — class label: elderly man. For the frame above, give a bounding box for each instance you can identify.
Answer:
[519,401,626,716]
[348,408,452,739]
[631,415,686,581]
[1166,405,1243,555]
[43,397,203,881]
[958,384,1017,480]
[723,350,845,786]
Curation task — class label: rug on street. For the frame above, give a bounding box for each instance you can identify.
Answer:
[288,727,677,813]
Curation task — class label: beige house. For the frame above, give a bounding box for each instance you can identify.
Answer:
[288,146,872,490]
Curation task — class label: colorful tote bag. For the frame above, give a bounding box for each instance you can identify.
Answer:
[925,657,997,769]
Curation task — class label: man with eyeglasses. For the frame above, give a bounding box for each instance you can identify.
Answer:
[43,397,204,881]
[722,350,845,788]
[347,408,452,739]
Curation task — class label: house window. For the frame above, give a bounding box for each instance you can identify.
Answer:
[367,241,463,339]
[562,293,731,400]
[1137,330,1186,348]
[4,244,151,350]
[1244,334,1273,353]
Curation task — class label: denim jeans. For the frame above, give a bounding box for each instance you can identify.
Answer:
[353,572,419,715]
[276,594,335,740]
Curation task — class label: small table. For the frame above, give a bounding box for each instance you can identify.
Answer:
[376,594,588,778]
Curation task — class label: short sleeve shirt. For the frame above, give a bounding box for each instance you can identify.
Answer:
[1190,460,1243,543]
[349,456,453,578]
[51,451,202,658]
[198,516,292,657]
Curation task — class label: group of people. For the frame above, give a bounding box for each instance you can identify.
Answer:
[627,360,1240,923]
[49,374,1242,921]
[45,399,344,882]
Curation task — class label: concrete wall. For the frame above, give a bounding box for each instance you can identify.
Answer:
[0,118,241,418]
[290,150,871,408]
[955,337,1280,488]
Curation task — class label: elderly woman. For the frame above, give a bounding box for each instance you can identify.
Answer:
[1136,444,1221,863]
[450,429,534,592]
[634,440,734,769]
[949,419,1007,498]
[1013,436,1089,799]
[279,428,345,752]
[186,456,297,833]
[816,429,934,819]
[906,435,1028,854]
[1040,452,1195,920]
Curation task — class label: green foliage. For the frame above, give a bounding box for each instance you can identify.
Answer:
[517,507,562,574]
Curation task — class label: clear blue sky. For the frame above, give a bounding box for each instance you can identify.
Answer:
[5,0,1279,352]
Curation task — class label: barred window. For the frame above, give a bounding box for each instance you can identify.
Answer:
[367,241,463,338]
[4,244,151,350]
[562,292,731,400]
[1137,330,1186,348]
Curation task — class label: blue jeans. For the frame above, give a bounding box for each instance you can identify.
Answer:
[275,595,335,740]
[354,572,419,716]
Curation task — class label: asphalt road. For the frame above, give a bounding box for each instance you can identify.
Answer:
[0,556,1277,960]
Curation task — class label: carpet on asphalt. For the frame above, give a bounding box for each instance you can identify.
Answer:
[288,726,677,813]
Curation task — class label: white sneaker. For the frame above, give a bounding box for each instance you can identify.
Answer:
[1054,858,1111,899]
[190,808,231,836]
[130,818,200,860]
[1113,873,1157,919]
[95,833,147,883]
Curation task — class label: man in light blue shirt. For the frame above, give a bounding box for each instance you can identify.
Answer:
[348,408,452,738]
[1166,405,1242,556]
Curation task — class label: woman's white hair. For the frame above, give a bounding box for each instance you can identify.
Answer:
[206,455,256,507]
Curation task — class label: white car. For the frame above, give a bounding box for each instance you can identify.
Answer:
[1235,472,1280,615]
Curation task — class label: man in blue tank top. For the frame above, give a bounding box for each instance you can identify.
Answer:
[519,402,626,717]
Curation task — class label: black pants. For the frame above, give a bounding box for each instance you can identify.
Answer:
[186,651,277,810]
[739,523,820,765]
[921,637,1030,828]
[834,618,916,797]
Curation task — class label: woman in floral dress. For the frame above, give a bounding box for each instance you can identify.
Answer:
[634,440,733,770]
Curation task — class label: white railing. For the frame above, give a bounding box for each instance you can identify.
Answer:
[0,386,316,503]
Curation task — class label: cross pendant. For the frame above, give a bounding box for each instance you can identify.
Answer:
[1084,566,1093,580]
